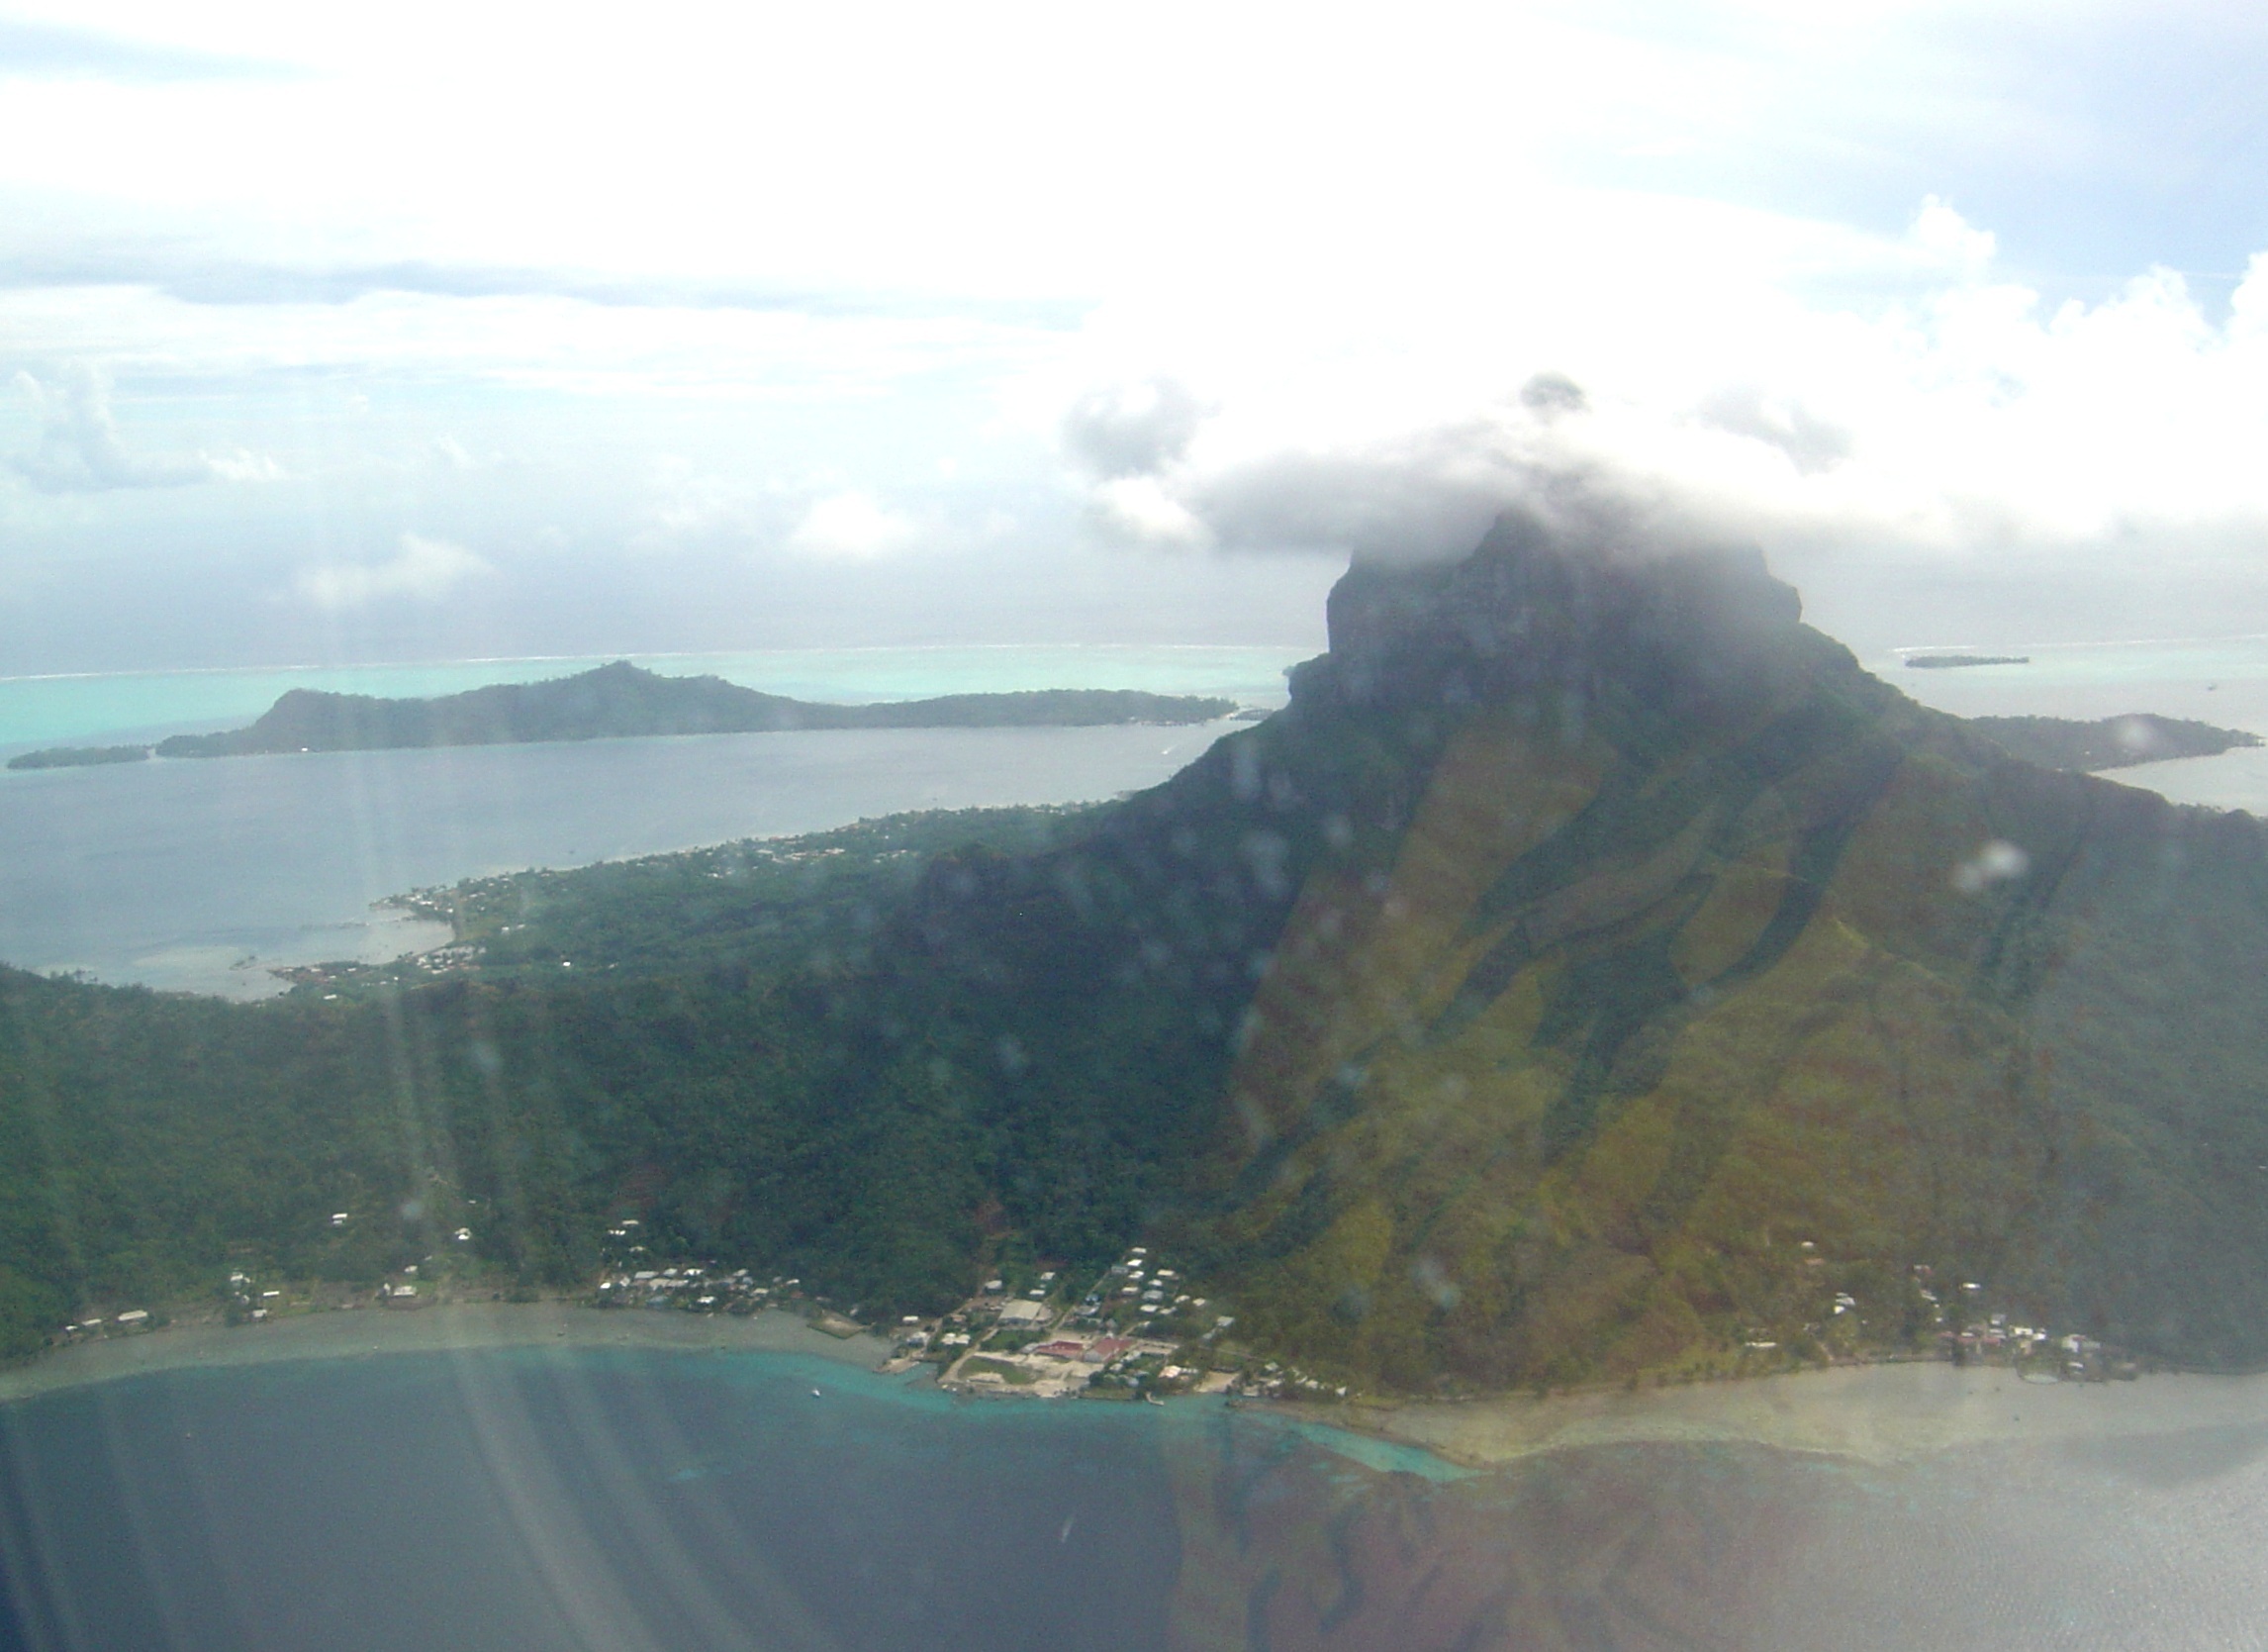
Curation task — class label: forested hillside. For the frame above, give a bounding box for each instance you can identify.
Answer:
[856,517,2268,1386]
[379,806,1097,984]
[10,516,2268,1392]
[0,811,1096,1358]
[1968,712,2259,772]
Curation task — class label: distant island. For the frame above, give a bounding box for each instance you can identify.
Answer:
[26,517,2268,1398]
[15,674,2245,781]
[5,663,1238,768]
[17,517,2268,1396]
[1905,653,2030,669]
[4,743,154,770]
[1970,713,2262,772]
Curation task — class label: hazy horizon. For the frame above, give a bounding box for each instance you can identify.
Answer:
[7,2,2268,676]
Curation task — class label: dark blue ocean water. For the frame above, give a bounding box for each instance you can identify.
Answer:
[7,1349,2268,1652]
[0,1350,1194,1652]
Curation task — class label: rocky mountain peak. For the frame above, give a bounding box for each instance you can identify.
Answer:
[1292,509,1824,725]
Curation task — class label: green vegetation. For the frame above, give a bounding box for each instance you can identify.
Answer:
[10,521,2268,1396]
[151,661,1233,758]
[0,952,982,1357]
[371,806,1099,986]
[1968,712,2260,772]
[6,744,152,771]
[0,790,1255,1358]
[960,1356,1037,1385]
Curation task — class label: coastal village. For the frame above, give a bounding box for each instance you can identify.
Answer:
[518,1218,2158,1398]
[50,1207,2141,1395]
[583,1222,1338,1403]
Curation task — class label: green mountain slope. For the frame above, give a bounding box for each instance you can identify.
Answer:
[878,515,2268,1385]
[8,518,2268,1390]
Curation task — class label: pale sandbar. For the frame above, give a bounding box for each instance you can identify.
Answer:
[0,1301,896,1407]
[16,1310,2267,1473]
[1341,1360,2268,1468]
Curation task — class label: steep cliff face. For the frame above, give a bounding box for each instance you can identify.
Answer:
[903,513,2268,1386]
[8,516,2267,1378]
[1185,517,2268,1384]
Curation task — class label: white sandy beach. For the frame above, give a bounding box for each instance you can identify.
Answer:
[0,1301,897,1406]
[1349,1359,2268,1467]
[16,1304,2268,1472]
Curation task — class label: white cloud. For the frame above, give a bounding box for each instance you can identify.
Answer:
[205,447,282,482]
[8,361,269,491]
[294,533,492,610]
[428,435,481,471]
[642,454,742,540]
[1040,197,2268,633]
[1062,380,1206,479]
[1089,474,1213,552]
[787,492,917,560]
[6,2,2268,661]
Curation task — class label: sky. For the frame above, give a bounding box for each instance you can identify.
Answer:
[4,0,2268,674]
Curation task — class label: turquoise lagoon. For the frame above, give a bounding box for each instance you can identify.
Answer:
[0,644,1310,753]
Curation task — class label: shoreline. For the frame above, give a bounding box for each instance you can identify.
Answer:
[14,1302,2268,1474]
[0,1300,897,1407]
[2,723,1242,1001]
[1327,1358,2268,1469]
